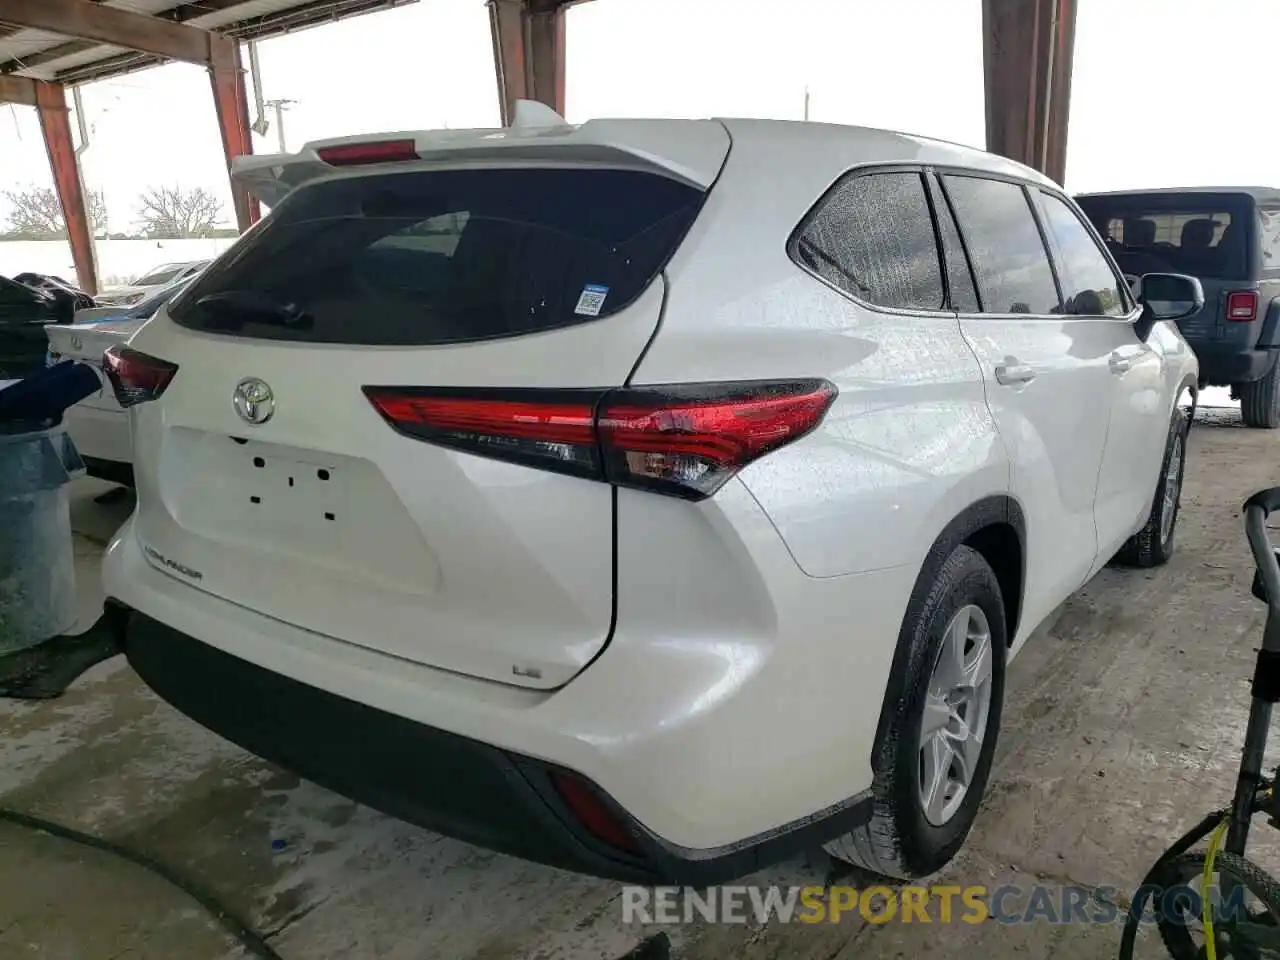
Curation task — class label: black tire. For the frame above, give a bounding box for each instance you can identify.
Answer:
[1116,407,1188,568]
[1151,851,1280,960]
[1241,362,1280,428]
[825,545,1007,879]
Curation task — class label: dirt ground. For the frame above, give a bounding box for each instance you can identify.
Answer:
[2,397,1279,960]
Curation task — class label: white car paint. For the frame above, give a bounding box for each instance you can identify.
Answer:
[45,316,142,465]
[103,111,1198,869]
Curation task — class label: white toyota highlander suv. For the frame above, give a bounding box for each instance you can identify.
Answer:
[101,105,1201,884]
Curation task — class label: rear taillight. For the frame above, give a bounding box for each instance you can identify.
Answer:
[363,379,836,501]
[599,381,838,499]
[102,345,179,408]
[363,388,601,479]
[1228,290,1259,322]
[316,139,417,166]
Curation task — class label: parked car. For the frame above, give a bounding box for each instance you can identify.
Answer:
[1076,187,1280,427]
[11,272,96,312]
[44,275,197,486]
[95,260,209,307]
[0,273,87,379]
[102,112,1201,884]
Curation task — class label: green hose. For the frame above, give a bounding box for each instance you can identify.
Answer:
[1116,809,1229,960]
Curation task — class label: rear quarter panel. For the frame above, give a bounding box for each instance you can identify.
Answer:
[633,121,1011,580]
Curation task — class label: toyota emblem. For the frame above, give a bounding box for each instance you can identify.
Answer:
[233,377,275,425]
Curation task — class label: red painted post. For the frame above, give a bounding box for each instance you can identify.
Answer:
[526,4,566,117]
[488,0,569,125]
[1043,0,1078,186]
[35,81,98,295]
[208,34,259,232]
[982,0,1077,184]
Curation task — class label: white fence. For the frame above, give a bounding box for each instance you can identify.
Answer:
[0,238,237,290]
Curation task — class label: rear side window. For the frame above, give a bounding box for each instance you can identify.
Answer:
[1037,192,1130,317]
[929,178,980,313]
[1075,193,1251,281]
[170,168,705,345]
[791,171,945,311]
[942,175,1061,315]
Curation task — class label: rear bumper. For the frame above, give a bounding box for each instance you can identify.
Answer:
[1191,344,1277,385]
[102,504,906,881]
[120,608,872,883]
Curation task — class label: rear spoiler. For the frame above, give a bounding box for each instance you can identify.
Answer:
[231,101,730,208]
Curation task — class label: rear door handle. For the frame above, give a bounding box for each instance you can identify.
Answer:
[994,362,1037,386]
[1109,353,1133,374]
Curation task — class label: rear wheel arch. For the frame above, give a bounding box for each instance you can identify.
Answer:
[871,496,1024,771]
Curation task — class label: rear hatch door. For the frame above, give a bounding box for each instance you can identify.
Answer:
[127,121,727,689]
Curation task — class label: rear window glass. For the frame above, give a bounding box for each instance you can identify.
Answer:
[170,168,706,345]
[1076,194,1252,281]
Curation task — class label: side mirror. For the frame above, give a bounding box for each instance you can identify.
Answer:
[1133,272,1204,341]
[1139,272,1204,322]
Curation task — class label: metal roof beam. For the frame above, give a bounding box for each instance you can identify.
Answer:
[0,0,245,76]
[0,71,37,104]
[0,0,215,67]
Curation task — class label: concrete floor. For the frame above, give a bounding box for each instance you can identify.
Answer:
[3,395,1278,959]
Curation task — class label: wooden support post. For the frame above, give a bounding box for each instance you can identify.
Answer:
[488,0,569,125]
[208,35,259,232]
[982,0,1077,184]
[36,82,98,295]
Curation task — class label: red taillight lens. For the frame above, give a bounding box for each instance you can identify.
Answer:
[102,345,179,408]
[549,771,639,854]
[363,387,602,479]
[316,139,417,166]
[599,380,838,499]
[1227,290,1259,322]
[364,380,837,500]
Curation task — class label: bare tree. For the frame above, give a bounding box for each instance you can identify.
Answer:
[2,185,107,239]
[135,185,224,239]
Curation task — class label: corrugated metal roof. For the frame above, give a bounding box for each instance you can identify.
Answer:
[0,0,416,84]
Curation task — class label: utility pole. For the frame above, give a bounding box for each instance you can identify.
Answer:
[264,98,297,153]
[803,86,810,121]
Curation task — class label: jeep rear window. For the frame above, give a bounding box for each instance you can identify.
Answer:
[169,167,705,345]
[1075,193,1251,281]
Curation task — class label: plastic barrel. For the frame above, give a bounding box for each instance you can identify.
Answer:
[0,424,85,654]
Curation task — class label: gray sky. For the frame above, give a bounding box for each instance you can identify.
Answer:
[3,0,1278,232]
